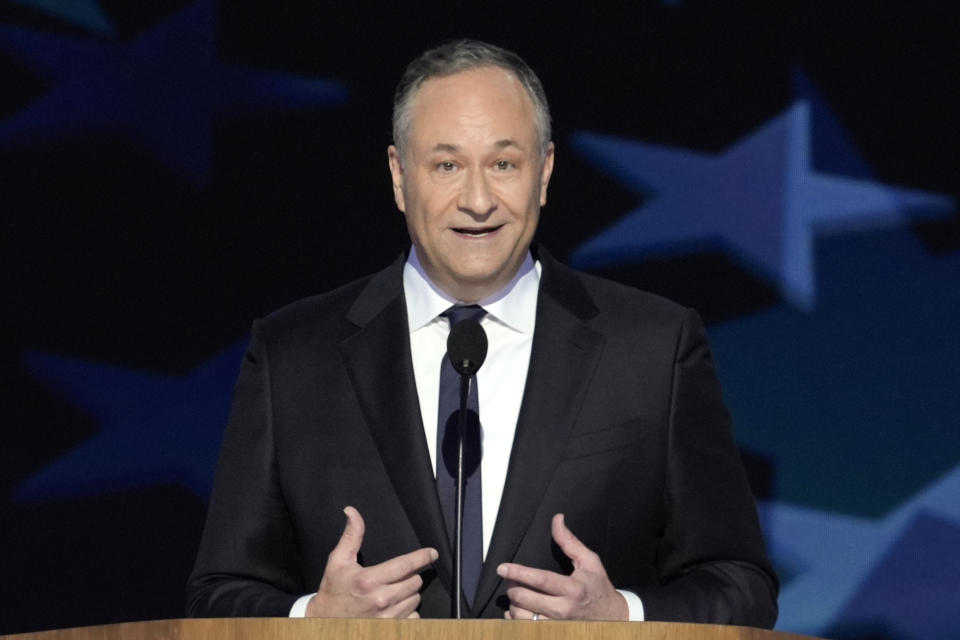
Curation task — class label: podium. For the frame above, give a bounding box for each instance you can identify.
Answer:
[0,619,823,640]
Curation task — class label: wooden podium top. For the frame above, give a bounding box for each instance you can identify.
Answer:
[1,618,822,640]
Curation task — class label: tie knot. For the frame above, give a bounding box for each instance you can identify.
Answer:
[443,304,486,326]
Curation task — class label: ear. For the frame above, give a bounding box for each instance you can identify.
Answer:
[387,145,406,212]
[539,142,555,206]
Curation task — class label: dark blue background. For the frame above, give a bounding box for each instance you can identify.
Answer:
[3,2,958,637]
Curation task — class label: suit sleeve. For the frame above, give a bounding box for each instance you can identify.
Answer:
[185,320,304,616]
[630,309,779,628]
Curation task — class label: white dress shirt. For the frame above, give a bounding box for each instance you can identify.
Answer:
[291,247,642,620]
[403,246,538,560]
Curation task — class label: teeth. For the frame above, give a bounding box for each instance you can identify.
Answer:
[455,226,498,236]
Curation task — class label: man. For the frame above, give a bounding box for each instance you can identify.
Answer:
[187,39,778,626]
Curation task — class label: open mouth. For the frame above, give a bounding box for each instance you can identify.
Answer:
[452,224,504,238]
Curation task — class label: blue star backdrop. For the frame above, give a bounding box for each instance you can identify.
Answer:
[3,2,958,637]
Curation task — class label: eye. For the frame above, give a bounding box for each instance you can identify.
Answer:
[437,161,457,172]
[494,160,515,171]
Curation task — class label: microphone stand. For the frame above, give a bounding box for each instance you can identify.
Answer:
[453,367,471,619]
[445,316,486,619]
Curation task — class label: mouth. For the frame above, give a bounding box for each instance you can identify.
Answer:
[452,224,505,238]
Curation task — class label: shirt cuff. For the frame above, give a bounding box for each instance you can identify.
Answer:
[289,594,314,617]
[617,589,645,621]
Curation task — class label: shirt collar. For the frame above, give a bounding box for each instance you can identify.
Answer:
[403,245,540,334]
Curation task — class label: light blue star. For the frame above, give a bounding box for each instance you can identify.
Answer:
[704,218,960,637]
[571,102,955,310]
[0,1,347,182]
[9,0,114,36]
[14,340,247,503]
[762,462,960,636]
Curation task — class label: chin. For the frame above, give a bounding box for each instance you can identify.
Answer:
[454,260,509,281]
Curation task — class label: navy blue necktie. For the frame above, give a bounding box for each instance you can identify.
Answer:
[436,304,485,608]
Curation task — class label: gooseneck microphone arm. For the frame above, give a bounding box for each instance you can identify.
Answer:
[446,318,488,619]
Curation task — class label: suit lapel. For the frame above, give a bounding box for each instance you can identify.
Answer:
[472,249,605,614]
[338,256,454,595]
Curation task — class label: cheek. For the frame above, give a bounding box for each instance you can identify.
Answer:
[413,187,459,222]
[505,184,542,223]
[402,193,443,239]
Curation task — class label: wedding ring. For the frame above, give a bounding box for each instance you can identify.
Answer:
[531,613,540,621]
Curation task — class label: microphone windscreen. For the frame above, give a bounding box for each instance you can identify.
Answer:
[447,320,488,376]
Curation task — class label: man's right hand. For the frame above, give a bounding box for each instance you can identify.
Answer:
[304,506,438,618]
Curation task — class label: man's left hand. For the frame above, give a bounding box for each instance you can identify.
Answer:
[497,513,629,621]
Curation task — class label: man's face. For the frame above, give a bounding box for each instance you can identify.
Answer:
[388,66,554,303]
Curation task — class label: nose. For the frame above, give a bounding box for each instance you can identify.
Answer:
[458,168,497,217]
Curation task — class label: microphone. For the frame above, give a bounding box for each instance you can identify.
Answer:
[446,318,487,618]
[447,318,488,376]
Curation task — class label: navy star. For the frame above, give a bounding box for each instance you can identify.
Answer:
[15,340,247,503]
[760,463,960,637]
[571,102,955,310]
[833,511,960,639]
[0,1,347,181]
[792,67,874,180]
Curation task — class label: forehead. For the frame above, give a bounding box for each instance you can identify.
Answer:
[407,66,537,147]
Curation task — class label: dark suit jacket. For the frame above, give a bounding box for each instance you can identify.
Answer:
[186,247,778,626]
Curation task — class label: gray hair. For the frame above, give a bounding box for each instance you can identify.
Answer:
[392,39,552,160]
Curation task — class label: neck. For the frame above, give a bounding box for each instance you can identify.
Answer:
[407,246,534,306]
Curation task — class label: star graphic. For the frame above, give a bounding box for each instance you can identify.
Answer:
[14,340,247,503]
[708,225,960,517]
[9,0,114,36]
[761,462,960,638]
[833,511,960,639]
[570,102,955,310]
[0,1,347,181]
[703,218,960,638]
[792,67,874,180]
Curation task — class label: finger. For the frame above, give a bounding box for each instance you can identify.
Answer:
[551,513,599,569]
[407,611,421,619]
[382,591,421,619]
[505,583,566,619]
[504,610,512,619]
[497,562,576,598]
[366,546,438,585]
[329,506,365,562]
[355,569,423,608]
[509,601,551,620]
[508,602,533,619]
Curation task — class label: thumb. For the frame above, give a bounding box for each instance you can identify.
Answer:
[551,513,596,570]
[330,505,365,562]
